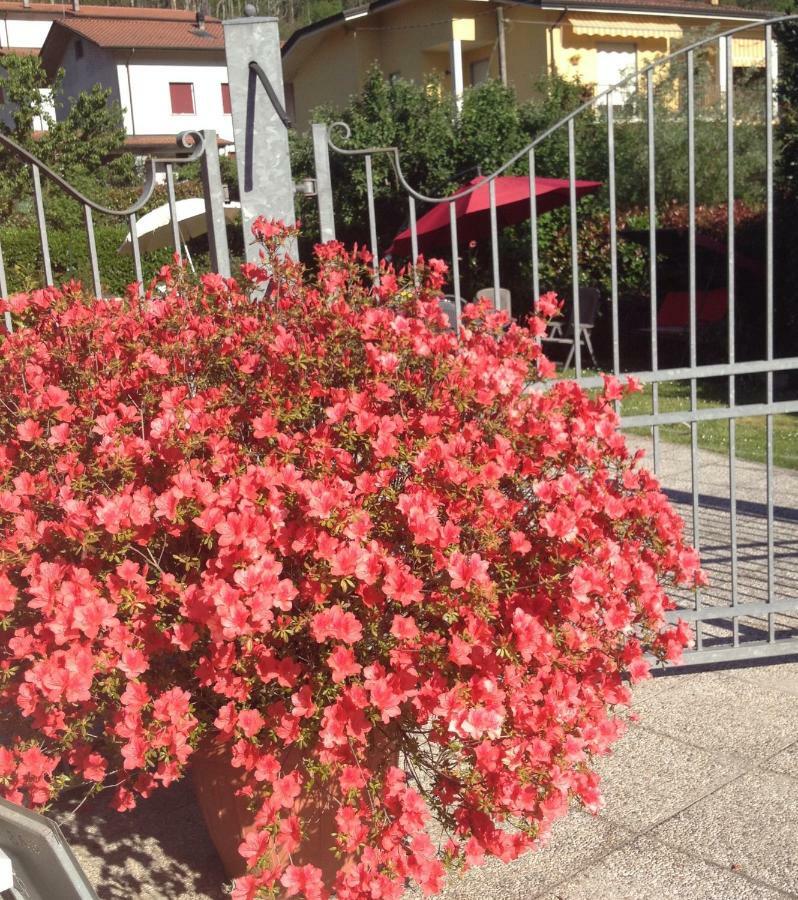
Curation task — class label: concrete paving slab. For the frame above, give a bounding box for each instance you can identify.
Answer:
[625,670,684,705]
[767,741,798,779]
[728,660,798,698]
[634,668,798,762]
[539,833,788,900]
[592,726,745,830]
[406,811,630,900]
[652,770,798,896]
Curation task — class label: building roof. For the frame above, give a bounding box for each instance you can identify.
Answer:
[0,2,208,19]
[282,0,778,59]
[40,9,223,76]
[46,15,223,50]
[539,0,775,15]
[0,45,38,56]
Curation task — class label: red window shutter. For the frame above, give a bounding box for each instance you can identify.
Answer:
[169,83,194,115]
[221,82,231,115]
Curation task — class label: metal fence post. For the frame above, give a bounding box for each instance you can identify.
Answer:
[312,123,336,243]
[199,129,231,278]
[223,15,296,261]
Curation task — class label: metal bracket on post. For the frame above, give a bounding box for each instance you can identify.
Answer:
[223,15,297,261]
[199,129,231,278]
[311,123,336,243]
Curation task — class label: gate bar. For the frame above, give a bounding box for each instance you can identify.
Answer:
[364,154,379,281]
[568,118,581,374]
[312,123,336,243]
[31,164,53,287]
[528,148,540,301]
[83,205,101,298]
[765,23,776,642]
[646,69,660,473]
[606,94,620,378]
[165,163,182,263]
[726,37,740,643]
[449,202,462,331]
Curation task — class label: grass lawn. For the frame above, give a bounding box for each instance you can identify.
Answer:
[559,371,798,470]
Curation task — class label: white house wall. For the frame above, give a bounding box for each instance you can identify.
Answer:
[1,17,52,50]
[0,16,55,131]
[123,54,233,141]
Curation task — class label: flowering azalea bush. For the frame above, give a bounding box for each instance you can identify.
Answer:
[0,222,696,899]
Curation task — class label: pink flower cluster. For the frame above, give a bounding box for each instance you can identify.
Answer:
[0,223,697,898]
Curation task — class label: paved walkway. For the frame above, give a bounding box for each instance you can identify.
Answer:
[52,435,798,899]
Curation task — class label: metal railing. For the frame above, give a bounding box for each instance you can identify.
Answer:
[310,17,798,665]
[0,127,230,328]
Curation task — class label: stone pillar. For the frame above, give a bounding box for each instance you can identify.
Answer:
[223,15,296,261]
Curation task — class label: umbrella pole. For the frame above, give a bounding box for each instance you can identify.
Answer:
[177,223,196,274]
[183,241,196,274]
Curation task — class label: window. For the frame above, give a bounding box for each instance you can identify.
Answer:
[221,82,231,115]
[169,82,195,115]
[596,42,637,105]
[74,40,84,61]
[470,58,490,86]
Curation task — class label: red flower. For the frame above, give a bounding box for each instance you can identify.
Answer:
[0,220,695,900]
[281,864,326,900]
[327,646,362,684]
[311,606,363,644]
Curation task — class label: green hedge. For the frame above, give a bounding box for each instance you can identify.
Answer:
[0,225,211,297]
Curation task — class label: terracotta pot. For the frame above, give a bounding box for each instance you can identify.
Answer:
[192,732,398,882]
[191,742,260,880]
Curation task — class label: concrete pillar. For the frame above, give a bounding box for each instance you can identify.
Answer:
[223,15,296,261]
[497,7,508,87]
[718,36,728,97]
[199,129,232,278]
[450,37,464,111]
[450,18,474,112]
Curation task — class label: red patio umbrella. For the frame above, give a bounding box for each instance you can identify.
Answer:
[387,175,602,257]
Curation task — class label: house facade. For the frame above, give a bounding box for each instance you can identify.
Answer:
[39,5,233,148]
[282,0,774,130]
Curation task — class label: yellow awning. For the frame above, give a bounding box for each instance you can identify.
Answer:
[732,37,766,68]
[567,14,683,41]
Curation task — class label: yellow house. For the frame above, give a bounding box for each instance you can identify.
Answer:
[282,0,774,129]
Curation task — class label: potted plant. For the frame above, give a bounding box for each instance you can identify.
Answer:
[0,222,696,899]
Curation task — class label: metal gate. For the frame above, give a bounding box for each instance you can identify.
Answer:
[0,128,230,307]
[307,17,798,666]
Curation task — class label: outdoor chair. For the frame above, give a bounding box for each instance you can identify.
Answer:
[542,287,600,369]
[656,288,728,335]
[643,287,729,366]
[474,287,512,318]
[439,296,459,331]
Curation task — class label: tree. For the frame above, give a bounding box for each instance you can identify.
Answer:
[0,55,130,219]
[0,54,56,146]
